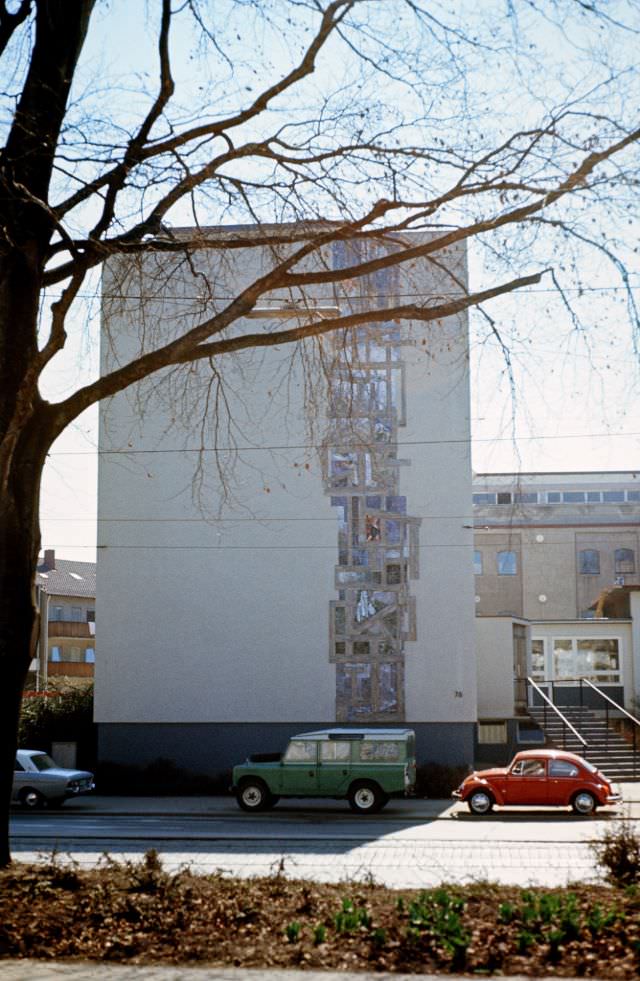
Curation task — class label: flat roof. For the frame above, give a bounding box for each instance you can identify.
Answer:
[294,728,414,740]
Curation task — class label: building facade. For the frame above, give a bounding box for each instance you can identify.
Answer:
[473,471,640,760]
[32,549,96,689]
[95,228,477,775]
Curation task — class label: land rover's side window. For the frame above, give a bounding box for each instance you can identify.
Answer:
[284,740,317,763]
[359,741,401,762]
[320,741,351,762]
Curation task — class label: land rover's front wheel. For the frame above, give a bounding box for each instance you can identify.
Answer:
[236,779,270,812]
[348,781,387,814]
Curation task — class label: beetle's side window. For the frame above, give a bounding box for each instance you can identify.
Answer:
[320,741,351,762]
[549,760,579,778]
[511,759,545,776]
[284,741,317,763]
[14,759,24,771]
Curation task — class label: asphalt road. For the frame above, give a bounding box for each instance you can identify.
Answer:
[9,795,637,887]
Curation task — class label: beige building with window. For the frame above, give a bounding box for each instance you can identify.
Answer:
[33,549,96,689]
[472,471,640,760]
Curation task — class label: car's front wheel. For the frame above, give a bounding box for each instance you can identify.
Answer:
[348,781,387,814]
[20,788,46,810]
[467,790,494,815]
[236,779,271,812]
[571,791,597,815]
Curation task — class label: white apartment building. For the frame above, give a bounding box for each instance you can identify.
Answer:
[95,227,477,776]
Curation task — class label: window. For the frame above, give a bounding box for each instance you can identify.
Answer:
[358,741,401,762]
[70,606,82,621]
[284,741,317,763]
[320,740,351,762]
[14,758,24,772]
[511,759,545,776]
[603,491,625,503]
[563,492,585,503]
[549,759,579,778]
[530,639,545,680]
[517,722,545,744]
[587,491,602,502]
[497,550,517,575]
[546,492,561,503]
[477,722,507,744]
[86,609,95,623]
[514,492,537,504]
[67,646,82,662]
[473,493,496,505]
[473,550,483,575]
[627,491,640,502]
[579,549,600,575]
[497,492,512,504]
[85,648,95,664]
[615,548,635,574]
[49,646,61,662]
[49,605,64,620]
[552,637,620,683]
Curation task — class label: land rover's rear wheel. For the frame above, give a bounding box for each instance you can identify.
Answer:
[571,791,597,815]
[348,781,386,814]
[467,790,494,815]
[236,779,270,812]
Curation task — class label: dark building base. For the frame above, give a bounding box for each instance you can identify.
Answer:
[98,721,476,779]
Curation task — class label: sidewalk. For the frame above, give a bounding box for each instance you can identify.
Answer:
[0,965,587,981]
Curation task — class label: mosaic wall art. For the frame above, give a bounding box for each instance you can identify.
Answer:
[323,245,421,722]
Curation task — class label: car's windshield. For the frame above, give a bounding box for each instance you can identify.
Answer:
[30,753,57,771]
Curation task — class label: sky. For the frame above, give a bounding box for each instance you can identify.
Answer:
[31,1,640,562]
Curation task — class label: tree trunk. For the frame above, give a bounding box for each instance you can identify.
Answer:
[0,466,44,866]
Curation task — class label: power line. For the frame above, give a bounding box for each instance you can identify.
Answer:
[48,429,640,456]
[46,283,640,303]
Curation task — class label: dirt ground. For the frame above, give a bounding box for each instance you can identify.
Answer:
[1,852,639,976]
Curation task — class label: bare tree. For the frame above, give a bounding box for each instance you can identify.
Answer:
[0,0,639,864]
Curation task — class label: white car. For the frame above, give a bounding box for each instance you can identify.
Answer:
[13,749,95,808]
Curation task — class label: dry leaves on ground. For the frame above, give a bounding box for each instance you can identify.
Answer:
[1,851,639,976]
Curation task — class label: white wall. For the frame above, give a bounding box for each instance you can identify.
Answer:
[475,617,519,718]
[95,231,476,727]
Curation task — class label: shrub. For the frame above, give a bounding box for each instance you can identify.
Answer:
[415,762,469,798]
[95,758,231,795]
[18,684,96,769]
[591,819,640,886]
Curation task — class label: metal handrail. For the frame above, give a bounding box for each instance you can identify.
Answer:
[581,678,640,726]
[526,676,588,747]
[580,678,638,779]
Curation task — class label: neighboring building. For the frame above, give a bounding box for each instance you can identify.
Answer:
[473,472,640,761]
[33,549,96,689]
[95,226,477,776]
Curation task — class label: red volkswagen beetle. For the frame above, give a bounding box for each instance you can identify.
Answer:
[452,749,622,815]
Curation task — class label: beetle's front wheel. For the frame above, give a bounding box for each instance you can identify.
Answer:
[572,791,597,815]
[467,790,494,815]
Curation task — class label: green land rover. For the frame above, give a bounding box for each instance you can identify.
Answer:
[231,727,416,814]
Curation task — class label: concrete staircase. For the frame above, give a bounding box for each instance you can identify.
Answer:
[528,705,640,781]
